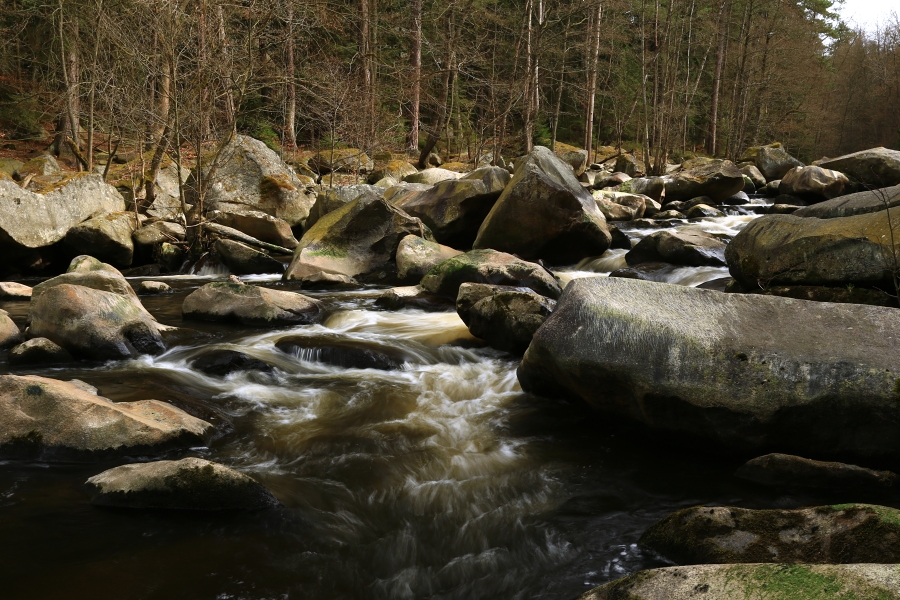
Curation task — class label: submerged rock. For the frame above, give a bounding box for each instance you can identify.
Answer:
[625,230,726,267]
[420,249,562,300]
[456,283,555,354]
[473,146,611,264]
[735,453,898,491]
[191,349,275,377]
[86,457,278,510]
[8,338,73,366]
[578,564,900,600]
[518,277,900,461]
[640,504,900,565]
[138,281,171,295]
[0,375,212,458]
[275,335,412,370]
[182,281,322,327]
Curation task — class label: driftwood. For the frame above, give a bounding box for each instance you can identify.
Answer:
[204,222,294,256]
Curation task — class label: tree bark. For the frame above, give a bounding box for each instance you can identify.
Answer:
[407,0,422,152]
[285,2,297,148]
[707,0,730,156]
[584,4,602,155]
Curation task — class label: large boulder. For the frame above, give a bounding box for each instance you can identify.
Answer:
[64,212,139,267]
[396,234,462,282]
[664,160,745,203]
[614,154,645,177]
[818,147,900,187]
[558,149,589,176]
[725,211,900,288]
[793,184,900,219]
[86,457,278,510]
[0,173,125,252]
[421,249,562,300]
[283,195,433,283]
[518,277,900,461]
[778,166,849,201]
[473,146,611,263]
[105,151,190,219]
[0,375,212,458]
[735,453,898,491]
[755,145,804,181]
[402,168,462,186]
[308,148,373,174]
[191,135,315,227]
[592,191,644,221]
[13,154,60,181]
[31,268,140,309]
[305,184,383,230]
[214,239,284,275]
[67,254,122,274]
[625,230,726,267]
[617,177,665,202]
[578,564,900,600]
[393,166,510,247]
[213,209,299,249]
[640,504,900,565]
[456,283,555,354]
[740,164,766,189]
[367,159,417,184]
[29,284,165,360]
[182,281,323,326]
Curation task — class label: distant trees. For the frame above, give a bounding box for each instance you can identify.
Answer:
[0,0,898,166]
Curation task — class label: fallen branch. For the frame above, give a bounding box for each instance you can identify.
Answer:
[204,222,294,256]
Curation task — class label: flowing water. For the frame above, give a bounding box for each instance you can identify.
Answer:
[1,209,847,599]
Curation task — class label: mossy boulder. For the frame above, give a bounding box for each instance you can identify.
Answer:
[67,254,122,274]
[473,146,611,264]
[182,281,323,327]
[615,154,645,177]
[793,184,900,219]
[736,453,898,491]
[818,147,900,188]
[625,230,726,267]
[421,249,562,300]
[86,458,277,510]
[725,211,900,288]
[0,375,212,458]
[306,184,383,229]
[64,212,139,267]
[367,159,417,184]
[518,277,900,461]
[578,563,900,600]
[641,504,900,565]
[308,148,373,174]
[617,177,665,202]
[132,221,186,265]
[13,154,60,181]
[664,159,745,202]
[283,194,433,283]
[214,239,284,275]
[456,283,556,354]
[592,191,644,221]
[394,166,510,248]
[396,234,462,282]
[741,164,766,189]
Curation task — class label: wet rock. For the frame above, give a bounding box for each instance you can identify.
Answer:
[653,209,686,220]
[725,211,900,288]
[592,193,639,221]
[778,165,849,201]
[740,164,766,189]
[609,261,678,282]
[578,564,900,600]
[214,239,285,275]
[283,194,433,283]
[65,212,139,267]
[297,272,358,289]
[473,146,611,263]
[8,338,73,366]
[456,283,555,354]
[138,281,171,295]
[213,209,299,249]
[625,230,726,267]
[741,174,756,195]
[396,235,463,282]
[191,349,275,377]
[756,284,896,307]
[182,281,322,327]
[759,180,781,196]
[0,311,21,348]
[158,242,184,272]
[86,458,278,510]
[68,254,122,274]
[275,335,411,370]
[685,203,725,218]
[736,453,898,491]
[31,269,140,307]
[402,168,462,186]
[0,281,31,299]
[722,191,750,206]
[793,184,900,219]
[309,148,372,174]
[306,184,382,230]
[608,225,632,250]
[393,166,509,247]
[664,159,745,203]
[640,503,900,565]
[374,286,452,311]
[518,277,900,460]
[191,135,315,227]
[617,177,665,202]
[122,264,162,277]
[367,159,417,184]
[696,276,733,291]
[0,375,212,458]
[755,145,804,181]
[420,248,562,300]
[13,154,60,181]
[30,284,165,360]
[818,147,900,187]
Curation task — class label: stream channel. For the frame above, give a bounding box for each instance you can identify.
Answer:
[0,203,855,599]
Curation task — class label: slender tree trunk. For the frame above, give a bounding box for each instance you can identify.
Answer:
[58,1,80,154]
[407,0,422,152]
[707,0,730,156]
[285,2,297,149]
[584,4,602,155]
[218,6,235,132]
[86,0,103,172]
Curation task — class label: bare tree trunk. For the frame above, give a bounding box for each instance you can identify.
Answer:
[584,4,602,155]
[407,0,422,152]
[707,0,730,156]
[218,6,235,132]
[86,0,103,172]
[285,2,297,149]
[58,1,80,155]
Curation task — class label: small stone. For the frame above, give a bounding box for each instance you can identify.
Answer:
[0,281,32,299]
[9,338,74,366]
[138,281,172,295]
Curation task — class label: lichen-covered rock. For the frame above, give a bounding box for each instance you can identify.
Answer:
[283,194,433,283]
[0,375,212,458]
[86,458,277,510]
[393,166,510,247]
[31,269,140,308]
[402,168,462,185]
[473,146,611,263]
[306,184,383,229]
[625,230,726,267]
[740,164,766,189]
[67,254,122,274]
[214,239,284,275]
[615,154,645,177]
[725,211,900,288]
[518,277,900,460]
[367,159,417,184]
[818,147,900,187]
[793,184,900,219]
[456,283,555,354]
[13,154,60,181]
[65,211,139,267]
[578,563,900,600]
[664,160,745,203]
[396,235,462,282]
[182,281,322,326]
[756,145,804,181]
[0,281,32,299]
[8,338,73,366]
[421,249,562,300]
[213,209,298,249]
[735,453,898,491]
[592,191,645,221]
[559,149,589,176]
[640,504,900,565]
[309,148,373,174]
[617,177,665,202]
[778,166,849,201]
[191,135,315,227]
